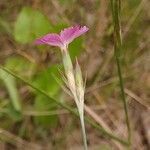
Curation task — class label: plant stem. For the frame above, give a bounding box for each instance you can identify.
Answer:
[80,111,88,150]
[61,47,88,149]
[110,0,131,145]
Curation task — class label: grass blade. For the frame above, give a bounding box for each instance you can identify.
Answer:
[0,66,128,146]
[0,68,21,112]
[110,0,131,146]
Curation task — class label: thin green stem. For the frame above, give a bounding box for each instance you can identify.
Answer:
[62,47,88,149]
[110,0,131,146]
[80,112,88,150]
[0,66,128,146]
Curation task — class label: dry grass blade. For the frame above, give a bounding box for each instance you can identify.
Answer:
[123,0,147,38]
[125,88,149,109]
[0,128,42,150]
[84,105,124,150]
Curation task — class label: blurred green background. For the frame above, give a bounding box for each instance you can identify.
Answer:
[0,0,149,149]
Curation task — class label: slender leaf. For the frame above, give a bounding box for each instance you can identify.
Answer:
[0,69,21,112]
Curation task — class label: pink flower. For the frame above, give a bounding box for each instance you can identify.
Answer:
[35,25,89,50]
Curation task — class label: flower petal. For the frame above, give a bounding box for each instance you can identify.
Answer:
[35,33,63,47]
[60,25,89,45]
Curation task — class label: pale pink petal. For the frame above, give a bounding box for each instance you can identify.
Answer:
[60,25,89,45]
[35,33,63,47]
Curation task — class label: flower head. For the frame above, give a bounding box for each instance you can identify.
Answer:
[35,25,89,50]
[34,25,88,149]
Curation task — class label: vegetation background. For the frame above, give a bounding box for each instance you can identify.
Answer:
[0,0,149,149]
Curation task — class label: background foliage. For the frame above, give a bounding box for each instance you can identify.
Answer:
[0,0,149,149]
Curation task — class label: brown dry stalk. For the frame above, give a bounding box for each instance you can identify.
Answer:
[84,104,124,150]
[0,128,42,150]
[125,88,149,109]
